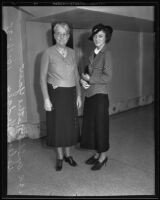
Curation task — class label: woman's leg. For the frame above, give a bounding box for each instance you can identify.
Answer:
[57,147,63,159]
[55,147,63,171]
[64,146,70,157]
[98,151,108,162]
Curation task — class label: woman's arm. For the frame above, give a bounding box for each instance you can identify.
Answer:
[73,52,82,98]
[40,50,50,101]
[40,50,53,111]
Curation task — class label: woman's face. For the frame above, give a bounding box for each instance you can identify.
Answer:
[54,26,70,47]
[93,30,106,49]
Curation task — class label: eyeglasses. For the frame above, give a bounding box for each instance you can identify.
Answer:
[55,33,69,38]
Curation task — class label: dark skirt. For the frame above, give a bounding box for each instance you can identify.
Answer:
[80,94,109,153]
[46,83,80,147]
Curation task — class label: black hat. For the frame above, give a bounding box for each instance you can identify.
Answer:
[88,23,113,41]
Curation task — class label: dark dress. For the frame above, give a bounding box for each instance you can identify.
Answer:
[80,94,109,153]
[46,84,80,147]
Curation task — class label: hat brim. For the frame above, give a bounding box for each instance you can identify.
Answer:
[88,25,113,41]
[88,29,100,41]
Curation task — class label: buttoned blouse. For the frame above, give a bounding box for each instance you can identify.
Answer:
[85,44,112,97]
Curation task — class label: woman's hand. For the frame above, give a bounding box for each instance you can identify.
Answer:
[81,73,90,82]
[80,79,90,89]
[77,95,82,109]
[44,98,53,111]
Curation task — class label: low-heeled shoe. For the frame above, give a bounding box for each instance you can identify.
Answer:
[56,159,63,171]
[64,156,77,166]
[85,155,99,165]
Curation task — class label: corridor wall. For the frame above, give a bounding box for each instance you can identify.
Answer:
[73,29,154,115]
[4,7,154,141]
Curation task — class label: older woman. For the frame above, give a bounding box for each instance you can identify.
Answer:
[80,24,113,170]
[40,22,82,171]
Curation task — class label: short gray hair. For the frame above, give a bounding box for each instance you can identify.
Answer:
[53,22,70,34]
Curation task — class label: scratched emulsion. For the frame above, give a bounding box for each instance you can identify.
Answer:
[8,141,26,194]
[7,21,26,140]
[6,20,27,194]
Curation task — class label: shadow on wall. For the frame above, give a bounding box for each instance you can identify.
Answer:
[33,29,53,137]
[75,31,94,75]
[74,31,95,116]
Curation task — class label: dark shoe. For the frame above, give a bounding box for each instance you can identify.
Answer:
[91,157,108,170]
[56,159,63,171]
[64,156,77,166]
[85,155,99,165]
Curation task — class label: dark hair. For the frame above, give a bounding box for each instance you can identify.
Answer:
[88,23,113,43]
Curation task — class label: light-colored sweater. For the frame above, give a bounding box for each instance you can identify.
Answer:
[42,45,81,97]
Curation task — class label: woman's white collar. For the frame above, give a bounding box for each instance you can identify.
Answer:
[94,45,104,54]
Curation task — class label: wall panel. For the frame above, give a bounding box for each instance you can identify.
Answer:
[26,22,51,123]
